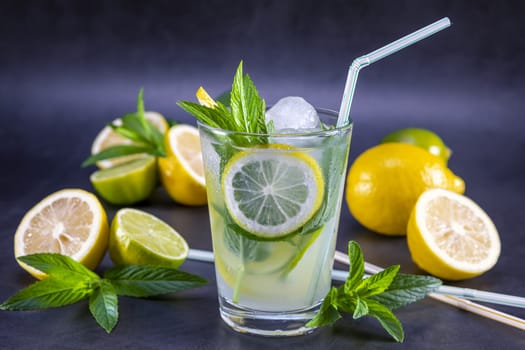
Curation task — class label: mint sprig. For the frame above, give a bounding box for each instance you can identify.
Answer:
[82,89,167,167]
[0,254,207,333]
[177,60,268,136]
[306,241,441,342]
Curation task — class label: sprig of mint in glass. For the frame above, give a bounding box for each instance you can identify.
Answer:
[308,241,441,342]
[82,88,168,167]
[0,254,207,333]
[178,60,270,139]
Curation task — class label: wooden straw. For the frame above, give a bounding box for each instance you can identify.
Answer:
[333,250,525,331]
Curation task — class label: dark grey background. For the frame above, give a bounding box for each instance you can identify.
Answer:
[1,1,524,349]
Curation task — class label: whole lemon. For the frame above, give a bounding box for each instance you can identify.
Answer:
[345,143,465,235]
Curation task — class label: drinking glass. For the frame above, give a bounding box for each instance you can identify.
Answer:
[198,109,353,336]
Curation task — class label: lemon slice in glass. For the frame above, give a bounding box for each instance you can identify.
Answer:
[91,111,169,169]
[222,145,324,240]
[90,155,157,205]
[407,188,501,280]
[109,208,189,269]
[14,189,109,279]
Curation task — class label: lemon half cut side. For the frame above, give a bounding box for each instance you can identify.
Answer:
[14,189,109,279]
[158,124,207,206]
[407,188,501,280]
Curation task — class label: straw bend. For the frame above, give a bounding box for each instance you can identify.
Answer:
[336,17,452,127]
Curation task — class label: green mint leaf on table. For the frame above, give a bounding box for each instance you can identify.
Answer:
[103,264,207,297]
[89,280,118,333]
[306,241,441,343]
[17,253,99,281]
[0,277,93,311]
[82,88,166,167]
[1,253,207,333]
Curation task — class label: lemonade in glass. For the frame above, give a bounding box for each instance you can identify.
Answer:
[198,106,353,336]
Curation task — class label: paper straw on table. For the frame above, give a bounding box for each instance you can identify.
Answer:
[333,250,525,331]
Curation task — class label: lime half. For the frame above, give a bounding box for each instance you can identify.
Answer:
[222,145,324,240]
[109,208,189,268]
[90,155,157,205]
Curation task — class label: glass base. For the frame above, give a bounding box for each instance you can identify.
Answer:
[219,297,320,336]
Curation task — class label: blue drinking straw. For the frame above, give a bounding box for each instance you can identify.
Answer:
[336,17,451,127]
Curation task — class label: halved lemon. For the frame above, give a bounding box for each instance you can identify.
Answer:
[14,189,109,279]
[222,145,324,240]
[91,111,169,169]
[158,124,207,206]
[109,208,189,268]
[407,188,501,280]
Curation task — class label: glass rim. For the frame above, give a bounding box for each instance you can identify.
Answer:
[196,107,353,138]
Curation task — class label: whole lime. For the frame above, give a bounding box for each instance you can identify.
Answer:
[381,127,451,164]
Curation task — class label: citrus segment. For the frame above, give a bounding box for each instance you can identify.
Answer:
[222,145,324,239]
[91,111,169,169]
[196,86,218,108]
[14,189,109,279]
[407,188,501,280]
[158,124,207,206]
[90,155,157,205]
[109,208,189,268]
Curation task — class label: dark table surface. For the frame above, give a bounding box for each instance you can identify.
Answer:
[1,1,525,349]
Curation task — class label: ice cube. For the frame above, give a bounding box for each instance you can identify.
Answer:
[266,96,321,132]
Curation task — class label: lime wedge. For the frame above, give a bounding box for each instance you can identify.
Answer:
[222,145,324,240]
[109,208,189,268]
[90,155,157,205]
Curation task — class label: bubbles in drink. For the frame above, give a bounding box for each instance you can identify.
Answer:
[266,96,321,132]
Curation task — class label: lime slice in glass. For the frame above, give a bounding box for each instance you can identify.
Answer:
[222,145,324,240]
[90,155,157,205]
[109,208,189,268]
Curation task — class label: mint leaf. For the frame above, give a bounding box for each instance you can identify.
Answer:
[345,241,364,292]
[136,88,151,140]
[306,287,341,327]
[366,299,404,342]
[352,296,369,319]
[357,265,399,297]
[89,280,118,333]
[0,277,92,310]
[230,61,267,134]
[177,101,231,130]
[311,241,440,343]
[82,89,166,167]
[18,253,99,281]
[82,144,157,167]
[371,273,441,310]
[104,265,207,297]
